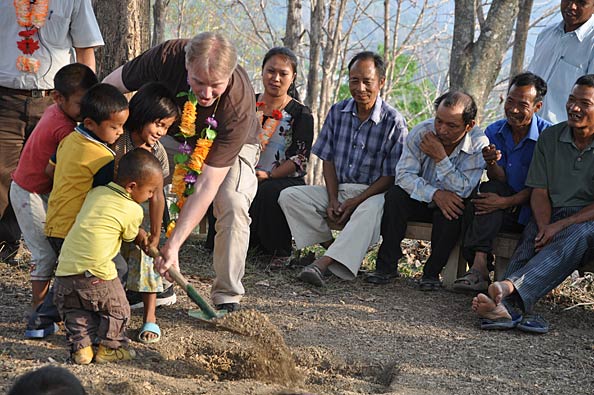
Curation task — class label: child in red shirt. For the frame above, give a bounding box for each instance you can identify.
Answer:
[11,63,97,313]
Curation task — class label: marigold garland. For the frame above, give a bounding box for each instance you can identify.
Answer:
[166,90,219,238]
[14,0,49,74]
[256,101,283,151]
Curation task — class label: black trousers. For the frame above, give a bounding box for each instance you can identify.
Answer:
[249,177,305,257]
[376,185,465,279]
[462,180,524,270]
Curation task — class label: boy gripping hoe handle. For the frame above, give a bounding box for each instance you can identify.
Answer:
[148,246,221,321]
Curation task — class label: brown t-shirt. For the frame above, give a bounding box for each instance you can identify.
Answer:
[120,39,259,167]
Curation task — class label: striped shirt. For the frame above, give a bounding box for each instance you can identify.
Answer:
[312,97,407,185]
[112,130,170,179]
[396,118,488,202]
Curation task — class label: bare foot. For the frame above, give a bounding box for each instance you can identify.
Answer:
[488,280,513,305]
[471,293,511,321]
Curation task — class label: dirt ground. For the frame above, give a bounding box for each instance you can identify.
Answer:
[0,237,593,395]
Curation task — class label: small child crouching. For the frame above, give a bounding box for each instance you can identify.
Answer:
[53,149,163,364]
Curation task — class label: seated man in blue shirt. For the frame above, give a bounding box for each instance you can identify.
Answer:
[454,72,552,292]
[473,74,594,334]
[278,51,408,287]
[366,91,489,290]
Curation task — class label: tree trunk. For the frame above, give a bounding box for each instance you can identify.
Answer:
[93,0,150,80]
[509,0,534,80]
[382,0,391,96]
[176,0,187,38]
[305,0,324,185]
[319,0,347,127]
[449,0,519,120]
[152,0,168,46]
[283,0,303,51]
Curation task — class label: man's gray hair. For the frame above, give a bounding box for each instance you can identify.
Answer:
[185,32,237,79]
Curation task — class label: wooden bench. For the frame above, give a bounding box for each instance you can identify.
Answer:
[330,220,594,289]
[399,222,594,288]
[403,221,464,288]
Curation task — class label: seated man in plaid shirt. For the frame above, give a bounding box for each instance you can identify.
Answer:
[278,51,408,287]
[367,91,489,290]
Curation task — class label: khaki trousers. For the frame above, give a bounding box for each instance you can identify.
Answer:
[0,91,52,243]
[279,183,385,280]
[211,143,258,304]
[161,138,259,305]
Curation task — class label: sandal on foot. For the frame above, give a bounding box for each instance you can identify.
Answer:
[419,277,441,292]
[480,308,522,330]
[290,251,316,267]
[453,268,489,292]
[137,322,161,344]
[364,270,400,285]
[517,314,549,334]
[269,256,290,270]
[24,322,59,339]
[297,264,326,287]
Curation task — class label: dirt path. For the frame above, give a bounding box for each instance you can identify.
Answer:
[0,238,593,394]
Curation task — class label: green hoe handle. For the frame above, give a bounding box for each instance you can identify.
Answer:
[149,247,218,319]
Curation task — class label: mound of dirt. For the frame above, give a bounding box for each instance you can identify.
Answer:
[215,309,301,385]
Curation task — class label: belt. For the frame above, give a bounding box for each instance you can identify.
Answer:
[0,85,52,98]
[59,273,88,279]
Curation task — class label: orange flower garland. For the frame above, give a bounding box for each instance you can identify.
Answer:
[256,102,283,151]
[166,90,219,237]
[14,0,49,74]
[179,101,197,138]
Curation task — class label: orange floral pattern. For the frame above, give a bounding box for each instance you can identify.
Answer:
[14,0,49,74]
[179,101,197,138]
[256,102,282,151]
[188,138,212,172]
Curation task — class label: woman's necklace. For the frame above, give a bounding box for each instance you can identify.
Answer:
[256,95,290,150]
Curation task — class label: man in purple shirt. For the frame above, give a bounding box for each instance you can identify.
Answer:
[454,72,551,292]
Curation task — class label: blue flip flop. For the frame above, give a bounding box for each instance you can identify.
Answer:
[24,322,59,339]
[480,308,522,330]
[137,322,161,344]
[517,314,549,334]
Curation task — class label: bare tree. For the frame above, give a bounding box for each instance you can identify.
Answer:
[449,0,519,119]
[304,0,325,184]
[152,0,170,46]
[176,0,187,38]
[92,0,151,79]
[305,0,324,114]
[283,0,303,50]
[509,0,534,79]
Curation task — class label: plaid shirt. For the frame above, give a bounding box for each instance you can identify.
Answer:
[312,97,407,185]
[396,118,488,202]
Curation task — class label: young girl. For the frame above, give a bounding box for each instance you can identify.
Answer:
[112,82,180,344]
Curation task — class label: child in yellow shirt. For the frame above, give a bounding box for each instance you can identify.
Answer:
[53,149,163,364]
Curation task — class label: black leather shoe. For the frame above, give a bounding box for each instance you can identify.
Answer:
[215,303,240,312]
[364,270,400,285]
[0,241,20,266]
